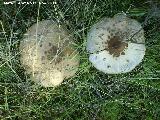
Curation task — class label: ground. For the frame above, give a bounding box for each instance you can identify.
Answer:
[0,0,160,119]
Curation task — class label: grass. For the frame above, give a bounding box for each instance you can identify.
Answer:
[0,0,160,119]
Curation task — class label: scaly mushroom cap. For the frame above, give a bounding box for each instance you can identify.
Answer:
[87,13,145,74]
[20,20,79,87]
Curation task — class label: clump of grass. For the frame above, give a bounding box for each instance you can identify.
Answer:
[0,0,160,119]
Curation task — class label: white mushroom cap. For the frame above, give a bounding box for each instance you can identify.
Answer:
[87,13,145,74]
[20,20,79,87]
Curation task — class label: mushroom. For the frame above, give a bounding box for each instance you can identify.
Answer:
[87,13,145,74]
[20,20,79,87]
